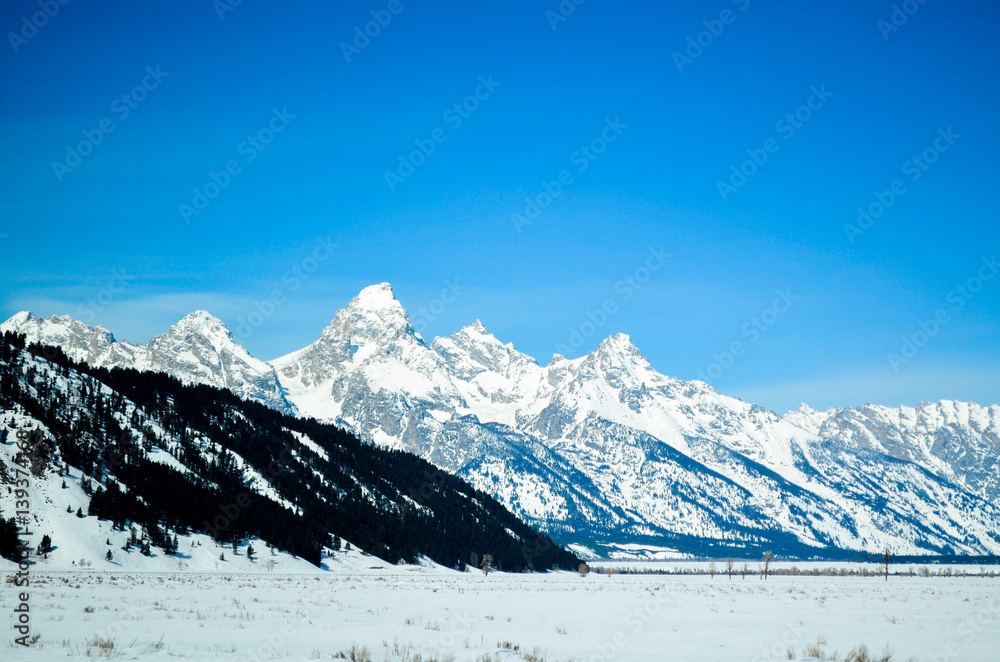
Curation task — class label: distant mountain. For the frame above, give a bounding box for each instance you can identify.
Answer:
[0,331,579,572]
[784,401,1000,505]
[6,286,1000,558]
[1,311,294,414]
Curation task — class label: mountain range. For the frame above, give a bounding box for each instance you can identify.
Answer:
[5,283,999,558]
[0,330,577,571]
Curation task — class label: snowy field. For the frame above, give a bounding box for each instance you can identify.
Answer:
[3,562,999,661]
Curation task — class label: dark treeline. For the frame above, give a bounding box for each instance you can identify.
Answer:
[0,332,579,571]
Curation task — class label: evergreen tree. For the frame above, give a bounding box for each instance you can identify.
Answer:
[247,544,255,561]
[106,550,113,562]
[140,541,151,556]
[0,517,21,562]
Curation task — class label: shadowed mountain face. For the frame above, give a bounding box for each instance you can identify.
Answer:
[7,284,1000,557]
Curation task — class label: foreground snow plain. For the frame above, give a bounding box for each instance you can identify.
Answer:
[3,560,998,661]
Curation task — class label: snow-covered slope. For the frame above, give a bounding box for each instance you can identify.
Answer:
[784,401,1000,503]
[1,310,294,414]
[0,411,320,574]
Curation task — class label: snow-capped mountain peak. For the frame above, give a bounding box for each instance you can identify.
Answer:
[314,282,419,351]
[1,309,293,414]
[170,309,233,335]
[1,311,125,365]
[432,320,539,382]
[595,333,643,360]
[350,282,405,313]
[157,310,245,355]
[583,333,653,382]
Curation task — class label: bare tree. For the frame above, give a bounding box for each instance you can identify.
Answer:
[725,558,734,580]
[762,550,773,580]
[708,561,716,579]
[883,546,891,583]
[741,563,748,580]
[481,553,494,576]
[578,562,590,577]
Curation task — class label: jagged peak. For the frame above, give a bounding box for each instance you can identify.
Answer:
[328,283,413,335]
[5,310,37,325]
[1,311,116,341]
[156,311,248,356]
[349,282,402,312]
[453,319,497,341]
[169,310,233,336]
[595,333,642,358]
[307,283,419,355]
[178,309,225,324]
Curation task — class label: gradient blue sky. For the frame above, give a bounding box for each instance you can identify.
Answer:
[2,0,998,413]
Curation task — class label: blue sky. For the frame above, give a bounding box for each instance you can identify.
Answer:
[2,0,998,413]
